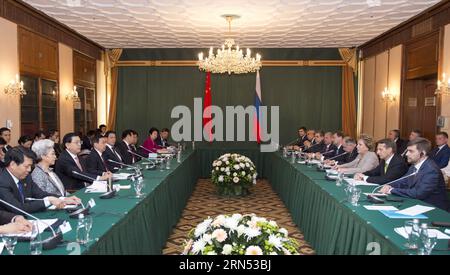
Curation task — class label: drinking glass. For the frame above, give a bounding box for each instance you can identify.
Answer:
[418,231,437,255]
[2,236,17,255]
[336,172,344,186]
[349,187,361,206]
[134,178,145,198]
[84,215,93,243]
[29,223,42,255]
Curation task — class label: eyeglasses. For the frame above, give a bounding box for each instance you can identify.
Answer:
[72,141,83,145]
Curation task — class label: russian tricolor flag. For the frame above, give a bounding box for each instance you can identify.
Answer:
[254,70,262,144]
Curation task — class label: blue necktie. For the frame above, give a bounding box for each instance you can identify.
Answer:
[17,181,25,203]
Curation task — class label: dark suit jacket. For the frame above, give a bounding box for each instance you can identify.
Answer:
[364,154,408,185]
[0,169,53,214]
[306,141,325,153]
[343,148,358,164]
[390,158,449,211]
[321,144,337,158]
[0,160,5,169]
[156,136,171,147]
[429,145,450,169]
[54,143,63,158]
[328,145,346,161]
[54,150,97,191]
[115,140,140,165]
[395,138,408,156]
[103,145,123,172]
[294,135,308,148]
[0,210,15,225]
[85,150,109,176]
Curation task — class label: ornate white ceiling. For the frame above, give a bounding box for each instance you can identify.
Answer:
[23,0,440,48]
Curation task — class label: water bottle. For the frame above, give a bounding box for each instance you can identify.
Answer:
[418,223,429,255]
[192,141,195,150]
[283,147,287,158]
[291,151,296,163]
[166,156,171,170]
[76,214,87,245]
[177,150,182,163]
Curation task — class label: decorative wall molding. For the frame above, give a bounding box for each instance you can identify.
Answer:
[116,60,346,67]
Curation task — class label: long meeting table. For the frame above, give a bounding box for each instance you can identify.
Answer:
[3,144,450,255]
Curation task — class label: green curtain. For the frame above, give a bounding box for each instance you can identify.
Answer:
[116,60,342,145]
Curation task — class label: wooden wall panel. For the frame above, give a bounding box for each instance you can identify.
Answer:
[362,57,375,136]
[405,32,439,79]
[0,0,103,60]
[374,52,389,141]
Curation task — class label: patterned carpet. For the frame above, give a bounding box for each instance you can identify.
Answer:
[162,179,315,255]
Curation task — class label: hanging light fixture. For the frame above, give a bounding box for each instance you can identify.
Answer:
[198,15,262,75]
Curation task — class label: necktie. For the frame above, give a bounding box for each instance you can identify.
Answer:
[74,156,83,171]
[113,147,122,161]
[17,181,25,203]
[128,145,135,163]
[384,162,388,174]
[100,154,109,172]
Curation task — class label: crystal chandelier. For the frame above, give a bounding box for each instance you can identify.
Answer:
[198,15,262,75]
[4,74,26,97]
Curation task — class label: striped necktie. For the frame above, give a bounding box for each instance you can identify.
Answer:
[17,181,25,203]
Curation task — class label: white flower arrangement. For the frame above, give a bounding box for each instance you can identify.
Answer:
[182,214,299,255]
[211,153,257,196]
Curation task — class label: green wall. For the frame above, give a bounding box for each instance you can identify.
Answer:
[116,49,343,145]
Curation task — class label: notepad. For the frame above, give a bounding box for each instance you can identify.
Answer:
[395,227,450,239]
[85,181,108,193]
[396,205,435,216]
[48,204,78,210]
[380,210,428,219]
[345,179,378,187]
[113,173,132,180]
[364,205,398,211]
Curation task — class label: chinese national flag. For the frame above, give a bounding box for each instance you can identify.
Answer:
[203,72,212,142]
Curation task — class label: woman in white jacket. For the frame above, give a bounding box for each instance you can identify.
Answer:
[336,134,379,174]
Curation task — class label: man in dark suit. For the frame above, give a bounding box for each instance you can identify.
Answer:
[156,128,171,148]
[292,126,308,149]
[55,133,112,191]
[330,131,346,159]
[380,138,449,211]
[429,131,450,169]
[316,132,337,159]
[354,139,408,184]
[400,129,422,158]
[85,134,112,177]
[305,131,325,153]
[115,129,140,165]
[0,127,13,153]
[388,129,407,155]
[103,131,123,171]
[0,148,67,214]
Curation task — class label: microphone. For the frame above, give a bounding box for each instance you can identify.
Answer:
[72,170,97,182]
[0,198,63,250]
[327,152,349,161]
[320,150,335,156]
[370,171,418,194]
[128,150,156,167]
[285,138,300,146]
[140,145,158,154]
[108,159,137,170]
[303,142,321,152]
[73,171,116,200]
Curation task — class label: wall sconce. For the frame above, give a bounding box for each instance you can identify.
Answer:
[435,73,450,96]
[65,85,80,102]
[381,87,396,102]
[4,74,26,97]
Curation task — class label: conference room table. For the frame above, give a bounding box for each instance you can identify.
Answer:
[3,143,450,255]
